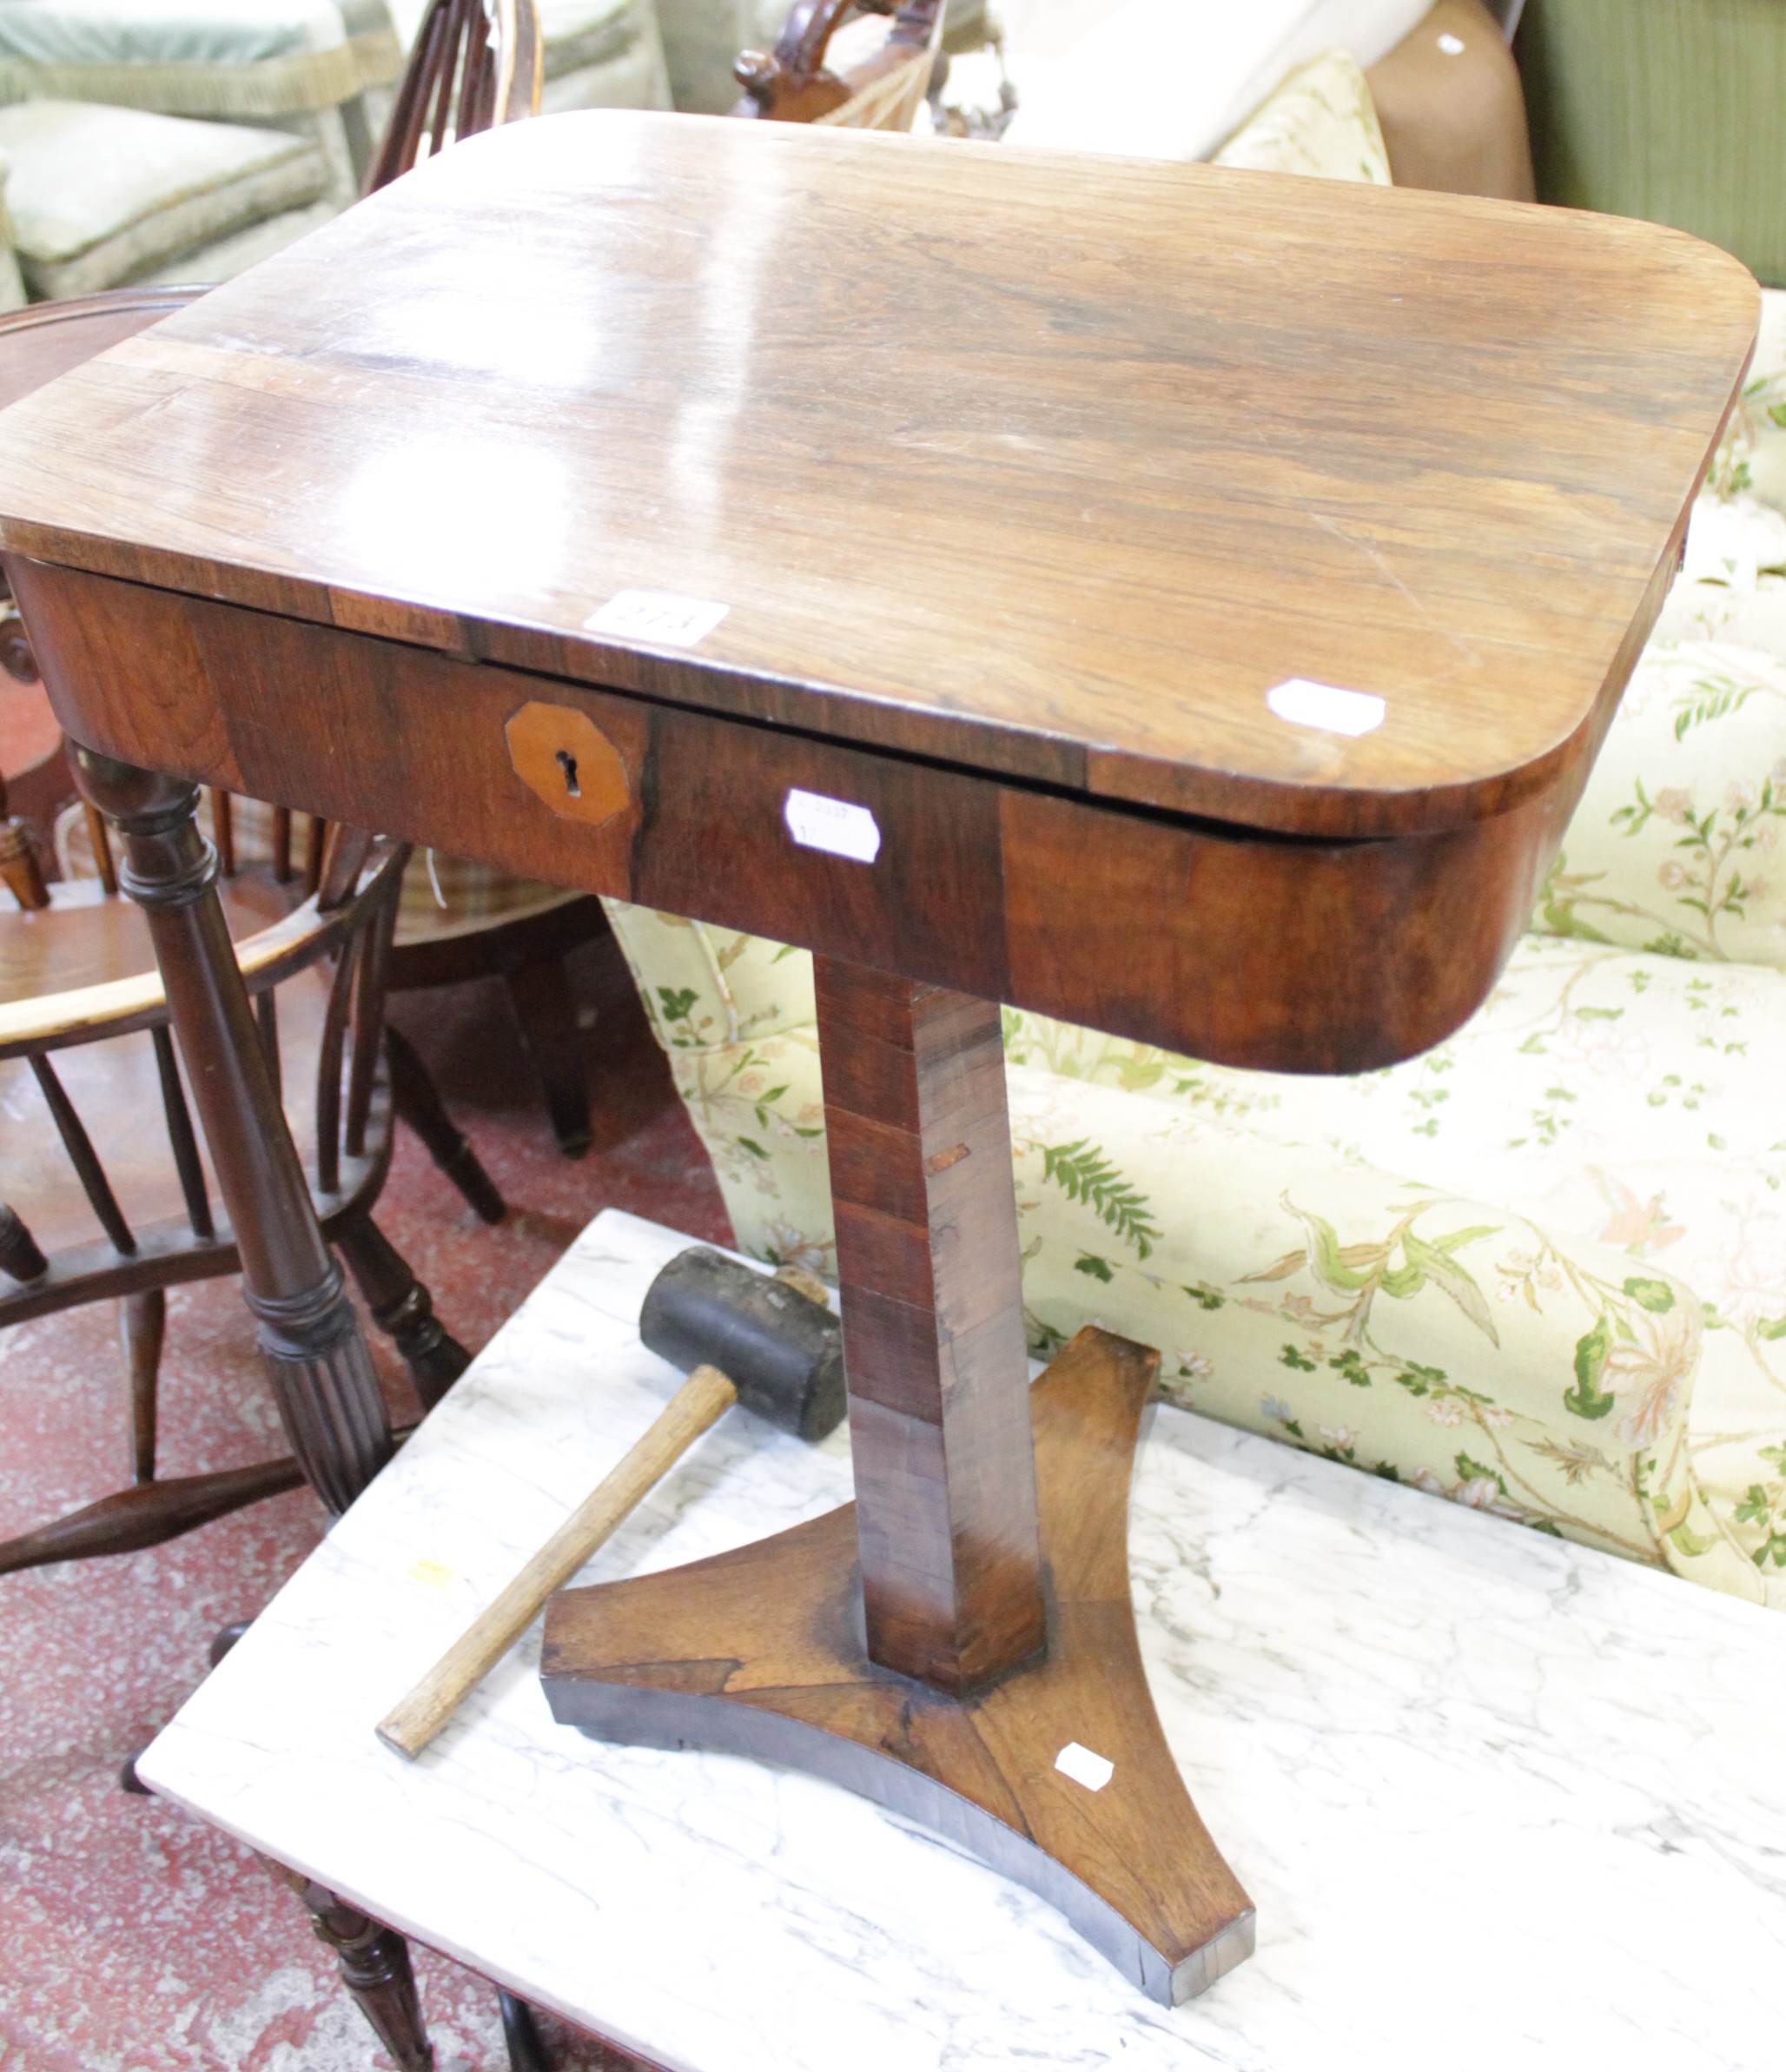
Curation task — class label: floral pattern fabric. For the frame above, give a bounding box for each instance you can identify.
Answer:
[1211,50,1391,186]
[1531,638,1786,968]
[600,883,1786,1611]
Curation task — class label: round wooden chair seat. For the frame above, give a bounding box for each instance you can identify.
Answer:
[0,957,333,1256]
[0,871,300,1010]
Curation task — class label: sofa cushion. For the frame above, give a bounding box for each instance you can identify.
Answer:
[0,146,26,310]
[1708,286,1786,516]
[605,906,817,1051]
[1002,1064,1740,1595]
[1211,48,1389,182]
[539,0,643,77]
[537,0,672,109]
[0,0,384,116]
[602,893,1774,1603]
[0,99,330,298]
[1006,932,1786,1314]
[136,194,336,285]
[1526,637,1786,968]
[1010,925,1786,1606]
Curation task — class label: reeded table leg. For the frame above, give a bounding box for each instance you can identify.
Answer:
[73,746,392,1513]
[281,1871,434,2072]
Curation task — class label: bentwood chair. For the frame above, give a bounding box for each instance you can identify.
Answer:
[0,286,509,1224]
[31,7,610,1179]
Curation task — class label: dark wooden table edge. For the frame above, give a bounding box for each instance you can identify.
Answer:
[0,531,1715,845]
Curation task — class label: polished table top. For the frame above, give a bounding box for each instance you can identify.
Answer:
[0,117,1759,1080]
[0,113,1756,841]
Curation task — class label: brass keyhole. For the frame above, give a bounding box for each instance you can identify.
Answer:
[555,749,581,798]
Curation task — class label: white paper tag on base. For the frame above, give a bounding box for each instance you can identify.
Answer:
[583,590,729,648]
[1266,677,1386,738]
[784,788,882,864]
[1055,1740,1115,1791]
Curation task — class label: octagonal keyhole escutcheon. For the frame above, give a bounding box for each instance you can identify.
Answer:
[505,701,632,827]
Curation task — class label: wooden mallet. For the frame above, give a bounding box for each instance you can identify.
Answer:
[376,1248,844,1760]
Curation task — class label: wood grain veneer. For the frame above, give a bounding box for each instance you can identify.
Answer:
[0,113,1756,842]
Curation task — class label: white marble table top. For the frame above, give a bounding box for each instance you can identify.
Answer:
[142,1210,1786,2072]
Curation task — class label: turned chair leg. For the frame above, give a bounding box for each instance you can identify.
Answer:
[73,748,392,1516]
[503,956,592,1159]
[118,1287,165,1486]
[385,1022,506,1224]
[335,1215,471,1411]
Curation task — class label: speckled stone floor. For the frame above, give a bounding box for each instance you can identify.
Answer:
[0,934,730,2071]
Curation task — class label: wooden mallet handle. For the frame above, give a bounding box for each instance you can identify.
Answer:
[377,1362,738,1760]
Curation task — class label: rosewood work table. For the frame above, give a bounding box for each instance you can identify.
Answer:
[0,112,1756,2005]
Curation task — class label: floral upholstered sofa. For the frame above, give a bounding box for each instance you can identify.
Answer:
[598,61,1786,1616]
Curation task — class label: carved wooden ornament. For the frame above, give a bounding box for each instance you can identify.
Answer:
[505,702,631,827]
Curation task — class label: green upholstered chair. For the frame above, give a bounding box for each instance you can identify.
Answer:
[1519,0,1786,286]
[0,0,395,296]
[0,100,334,298]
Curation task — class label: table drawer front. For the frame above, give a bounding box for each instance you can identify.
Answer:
[12,559,1563,1072]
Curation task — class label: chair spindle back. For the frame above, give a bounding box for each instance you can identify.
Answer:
[367,0,543,192]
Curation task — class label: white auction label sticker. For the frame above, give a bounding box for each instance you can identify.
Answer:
[1266,677,1386,738]
[583,590,730,648]
[1054,1740,1115,1792]
[784,788,883,864]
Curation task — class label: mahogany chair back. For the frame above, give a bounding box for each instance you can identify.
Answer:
[734,0,943,128]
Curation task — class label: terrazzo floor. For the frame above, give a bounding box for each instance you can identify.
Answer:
[0,933,729,2071]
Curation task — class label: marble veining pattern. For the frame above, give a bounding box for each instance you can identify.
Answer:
[140,1212,1786,2071]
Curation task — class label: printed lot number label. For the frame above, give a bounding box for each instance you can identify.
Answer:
[784,788,883,864]
[1055,1740,1115,1791]
[1266,677,1386,738]
[584,590,730,648]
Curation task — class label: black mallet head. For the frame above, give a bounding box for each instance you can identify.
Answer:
[638,1248,846,1444]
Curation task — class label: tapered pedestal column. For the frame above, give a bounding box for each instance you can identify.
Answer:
[815,958,1046,1695]
[542,962,1254,2003]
